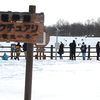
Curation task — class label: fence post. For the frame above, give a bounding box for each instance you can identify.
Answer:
[35,47,46,60]
[51,45,53,59]
[11,47,13,59]
[87,45,90,60]
[11,44,16,59]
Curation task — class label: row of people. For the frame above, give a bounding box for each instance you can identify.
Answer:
[14,41,100,60]
[58,41,100,60]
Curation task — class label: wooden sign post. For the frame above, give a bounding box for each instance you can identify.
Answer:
[0,5,48,100]
[0,10,44,43]
[24,5,35,100]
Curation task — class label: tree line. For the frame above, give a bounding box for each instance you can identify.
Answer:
[45,18,100,37]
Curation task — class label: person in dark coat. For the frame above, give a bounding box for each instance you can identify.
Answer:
[96,41,100,60]
[69,40,76,60]
[71,40,76,60]
[23,43,27,60]
[69,42,72,60]
[58,42,64,59]
[80,42,87,60]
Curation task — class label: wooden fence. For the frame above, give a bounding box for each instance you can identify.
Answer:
[0,44,97,60]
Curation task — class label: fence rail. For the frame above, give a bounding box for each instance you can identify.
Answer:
[0,44,97,60]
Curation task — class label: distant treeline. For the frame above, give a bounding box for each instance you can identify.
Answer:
[45,18,100,37]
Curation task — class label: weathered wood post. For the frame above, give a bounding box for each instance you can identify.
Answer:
[11,44,13,59]
[35,32,49,60]
[24,5,35,100]
[0,5,44,100]
[87,45,90,60]
[11,44,16,59]
[51,45,53,59]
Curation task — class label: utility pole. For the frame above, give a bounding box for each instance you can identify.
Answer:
[55,27,60,60]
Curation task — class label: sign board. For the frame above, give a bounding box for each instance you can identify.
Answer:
[11,44,16,51]
[55,42,59,49]
[35,32,50,47]
[0,12,44,43]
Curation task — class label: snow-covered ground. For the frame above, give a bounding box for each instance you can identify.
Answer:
[47,36,99,47]
[0,36,100,100]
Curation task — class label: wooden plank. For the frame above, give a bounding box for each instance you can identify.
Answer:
[0,22,44,43]
[0,11,44,43]
[0,12,44,23]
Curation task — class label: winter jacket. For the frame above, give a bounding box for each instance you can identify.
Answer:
[23,43,27,51]
[96,42,100,53]
[70,41,76,53]
[80,44,87,53]
[15,43,21,53]
[58,43,64,54]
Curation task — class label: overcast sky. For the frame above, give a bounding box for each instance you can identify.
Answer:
[0,0,100,26]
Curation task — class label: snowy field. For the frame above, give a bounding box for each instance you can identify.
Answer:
[47,36,99,47]
[0,36,100,100]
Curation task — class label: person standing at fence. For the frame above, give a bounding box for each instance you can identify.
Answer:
[69,40,76,60]
[80,42,87,60]
[58,42,64,59]
[71,40,76,60]
[23,43,27,60]
[69,42,72,60]
[96,41,100,60]
[14,42,21,60]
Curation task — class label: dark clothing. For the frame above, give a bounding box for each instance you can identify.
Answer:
[69,41,76,60]
[80,44,87,60]
[71,41,76,60]
[96,42,100,60]
[23,43,27,51]
[80,44,87,53]
[23,43,27,60]
[58,43,64,54]
[58,43,64,59]
[69,43,72,59]
[16,53,20,60]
